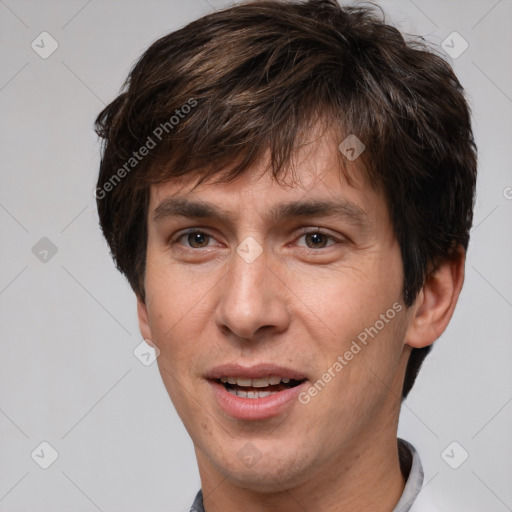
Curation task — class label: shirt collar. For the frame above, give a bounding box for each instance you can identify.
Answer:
[393,438,424,512]
[189,437,424,512]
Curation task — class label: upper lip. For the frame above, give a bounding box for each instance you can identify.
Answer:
[206,363,307,381]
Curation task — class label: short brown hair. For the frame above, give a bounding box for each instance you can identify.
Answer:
[94,0,477,399]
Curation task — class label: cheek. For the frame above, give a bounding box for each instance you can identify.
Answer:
[144,249,218,334]
[294,249,406,396]
[294,258,402,343]
[143,281,196,373]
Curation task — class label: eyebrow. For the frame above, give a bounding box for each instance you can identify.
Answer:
[153,197,369,229]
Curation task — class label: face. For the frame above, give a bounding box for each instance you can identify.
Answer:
[138,128,413,493]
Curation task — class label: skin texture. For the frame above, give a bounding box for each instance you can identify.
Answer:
[137,127,465,512]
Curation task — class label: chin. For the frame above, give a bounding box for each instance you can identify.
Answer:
[228,469,303,494]
[216,444,317,493]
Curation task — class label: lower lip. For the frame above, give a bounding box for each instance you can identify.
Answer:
[208,379,308,420]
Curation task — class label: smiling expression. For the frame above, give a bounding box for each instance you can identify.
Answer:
[137,128,413,492]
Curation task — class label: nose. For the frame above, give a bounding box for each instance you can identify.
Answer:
[215,245,291,342]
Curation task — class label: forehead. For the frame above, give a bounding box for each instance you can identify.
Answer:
[147,126,387,232]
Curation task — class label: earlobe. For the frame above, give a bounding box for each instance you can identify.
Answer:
[405,247,466,349]
[136,295,153,344]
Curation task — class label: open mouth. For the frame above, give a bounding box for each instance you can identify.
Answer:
[217,376,306,399]
[208,369,309,419]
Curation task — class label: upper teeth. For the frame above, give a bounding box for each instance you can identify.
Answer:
[220,376,292,387]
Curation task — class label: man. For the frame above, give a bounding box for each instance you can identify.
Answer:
[94,0,477,510]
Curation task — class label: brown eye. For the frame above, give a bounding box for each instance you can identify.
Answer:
[297,230,337,250]
[174,230,215,249]
[304,232,330,249]
[187,232,210,248]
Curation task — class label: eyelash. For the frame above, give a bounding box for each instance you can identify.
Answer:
[171,228,341,252]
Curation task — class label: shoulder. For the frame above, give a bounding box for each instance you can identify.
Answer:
[409,484,444,512]
[409,485,446,512]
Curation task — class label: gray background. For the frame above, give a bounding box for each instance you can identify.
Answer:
[1,0,511,510]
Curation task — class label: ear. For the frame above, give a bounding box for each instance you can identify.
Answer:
[136,294,155,347]
[404,246,466,349]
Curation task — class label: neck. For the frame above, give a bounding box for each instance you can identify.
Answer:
[195,427,406,512]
